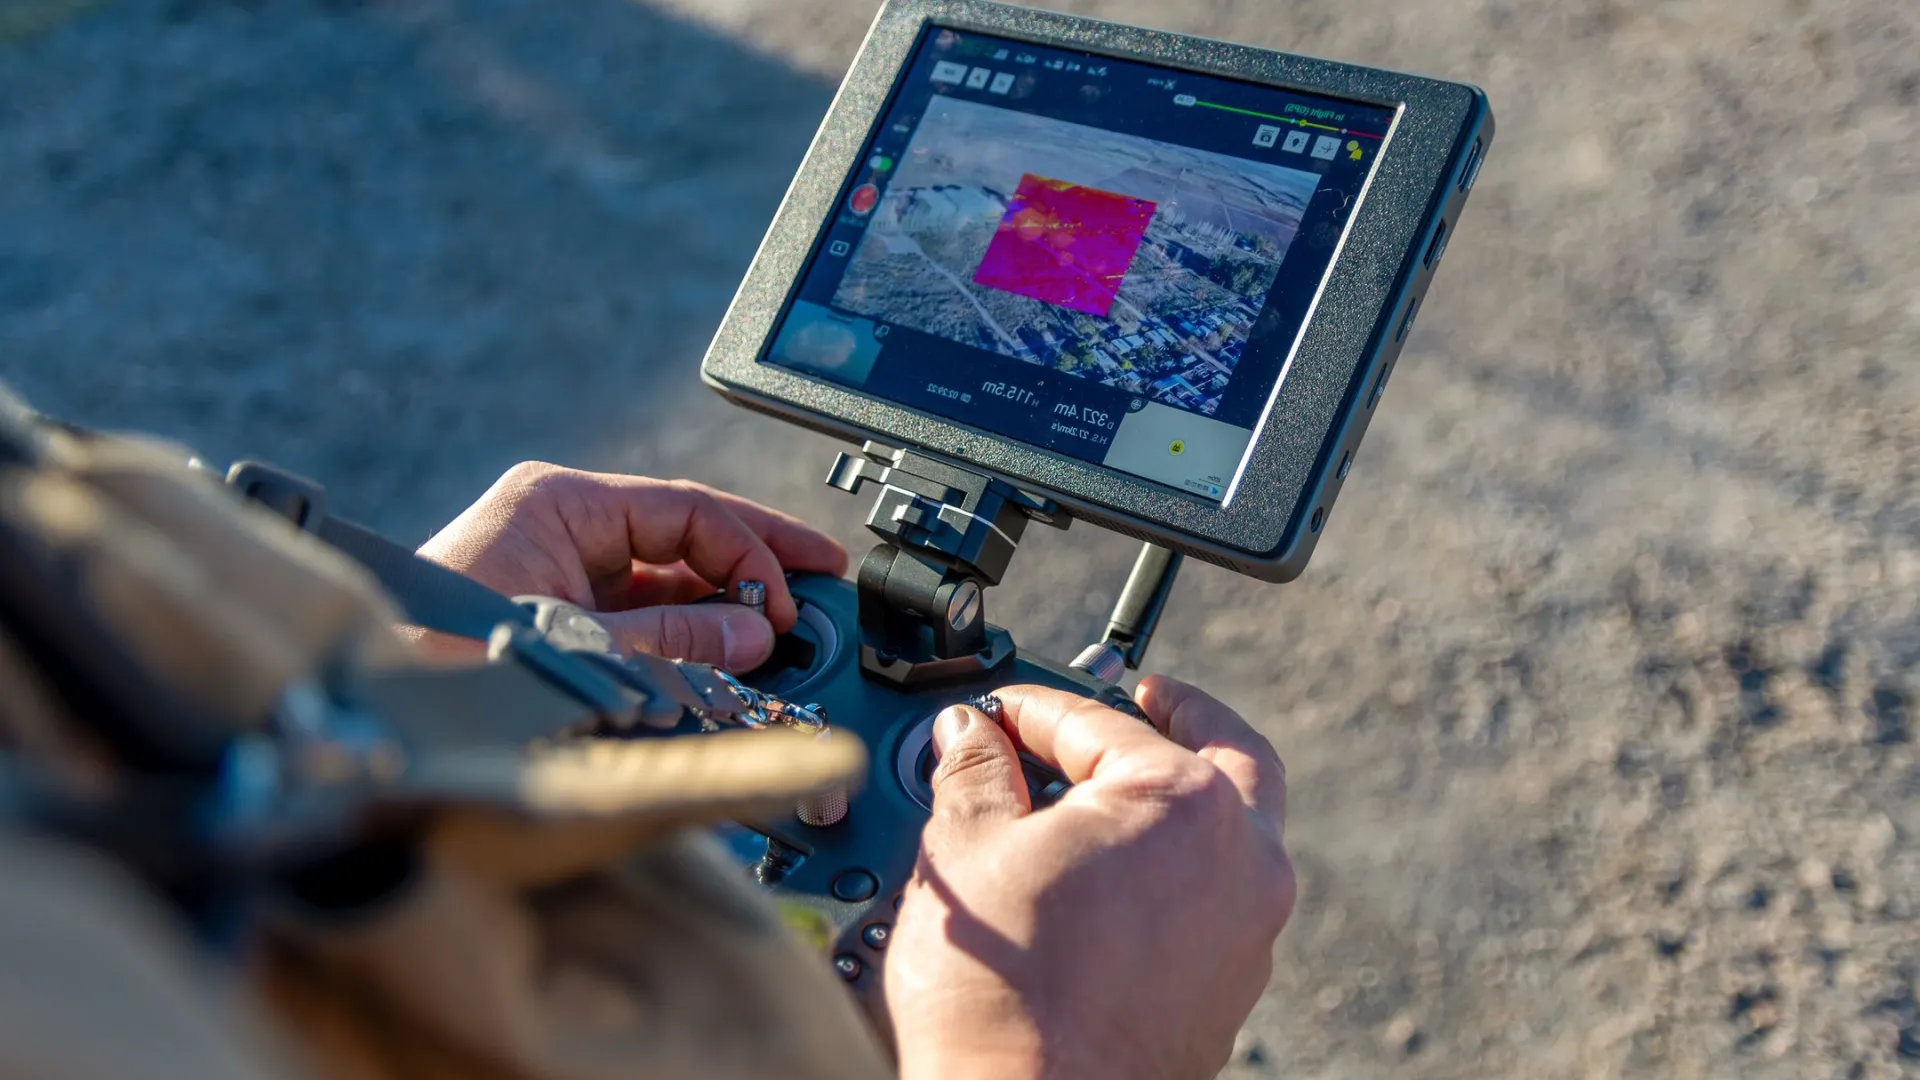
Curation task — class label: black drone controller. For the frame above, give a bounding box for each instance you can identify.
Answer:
[715,443,1181,1018]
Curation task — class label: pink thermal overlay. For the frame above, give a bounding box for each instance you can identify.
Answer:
[971,174,1157,317]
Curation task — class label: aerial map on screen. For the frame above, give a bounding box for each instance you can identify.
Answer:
[763,28,1393,500]
[832,96,1321,418]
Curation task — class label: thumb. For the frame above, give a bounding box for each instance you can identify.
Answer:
[597,603,774,671]
[926,705,1030,843]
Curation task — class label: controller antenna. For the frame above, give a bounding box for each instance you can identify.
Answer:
[1072,543,1184,679]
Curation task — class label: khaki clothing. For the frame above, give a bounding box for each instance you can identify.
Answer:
[0,414,892,1079]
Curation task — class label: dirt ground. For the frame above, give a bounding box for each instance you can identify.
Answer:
[3,0,1917,1075]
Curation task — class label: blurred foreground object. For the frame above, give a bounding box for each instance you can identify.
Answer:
[0,383,889,1080]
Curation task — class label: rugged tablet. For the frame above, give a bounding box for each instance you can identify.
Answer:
[703,0,1491,581]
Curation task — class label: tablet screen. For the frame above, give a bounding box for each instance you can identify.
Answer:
[763,26,1395,501]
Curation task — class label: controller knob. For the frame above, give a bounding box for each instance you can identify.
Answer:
[796,723,850,827]
[734,579,767,617]
[797,786,849,827]
[1069,641,1126,684]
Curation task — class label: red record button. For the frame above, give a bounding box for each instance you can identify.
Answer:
[849,183,880,216]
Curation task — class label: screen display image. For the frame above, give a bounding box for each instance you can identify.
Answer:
[765,28,1396,502]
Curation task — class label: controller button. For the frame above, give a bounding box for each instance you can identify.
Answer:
[831,869,879,902]
[833,954,863,981]
[861,923,891,951]
[893,894,904,911]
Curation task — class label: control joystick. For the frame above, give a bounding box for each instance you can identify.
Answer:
[722,443,1182,1021]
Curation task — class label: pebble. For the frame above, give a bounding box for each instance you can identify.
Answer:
[1797,858,1831,891]
[1856,813,1895,861]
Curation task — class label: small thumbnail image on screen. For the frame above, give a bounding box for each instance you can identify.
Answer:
[768,302,885,386]
[832,96,1321,417]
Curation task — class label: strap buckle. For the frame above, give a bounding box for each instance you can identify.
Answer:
[488,622,650,730]
[710,671,828,733]
[226,461,327,532]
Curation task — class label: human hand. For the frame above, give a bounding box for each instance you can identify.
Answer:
[885,677,1295,1080]
[415,462,847,670]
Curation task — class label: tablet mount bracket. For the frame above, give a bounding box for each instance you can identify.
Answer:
[826,442,1068,687]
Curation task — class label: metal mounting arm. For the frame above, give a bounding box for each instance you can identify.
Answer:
[826,442,1067,687]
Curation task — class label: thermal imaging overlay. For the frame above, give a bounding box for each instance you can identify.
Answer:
[971,174,1157,317]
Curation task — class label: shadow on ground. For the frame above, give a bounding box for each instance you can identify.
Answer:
[1,0,835,539]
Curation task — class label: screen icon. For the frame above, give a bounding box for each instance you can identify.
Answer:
[931,60,968,85]
[1169,440,1186,456]
[993,48,1010,60]
[1311,134,1341,160]
[1252,124,1280,148]
[989,71,1016,94]
[1173,93,1196,107]
[1015,52,1036,65]
[1282,130,1310,153]
[827,240,851,257]
[965,66,992,89]
[1347,140,1365,161]
[848,183,880,217]
[1088,65,1108,76]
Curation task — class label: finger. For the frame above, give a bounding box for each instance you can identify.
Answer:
[990,684,1185,786]
[1134,675,1287,837]
[623,562,720,608]
[542,471,814,630]
[596,603,773,672]
[694,487,850,580]
[925,705,1030,845]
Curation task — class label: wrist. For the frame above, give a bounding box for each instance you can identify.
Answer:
[895,1015,1046,1080]
[898,1049,1044,1080]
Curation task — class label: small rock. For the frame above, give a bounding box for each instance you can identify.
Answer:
[1797,857,1831,891]
[1857,813,1896,860]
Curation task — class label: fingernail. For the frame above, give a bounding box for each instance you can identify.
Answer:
[720,611,773,671]
[932,705,974,756]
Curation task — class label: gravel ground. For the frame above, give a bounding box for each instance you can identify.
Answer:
[3,0,1918,1076]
